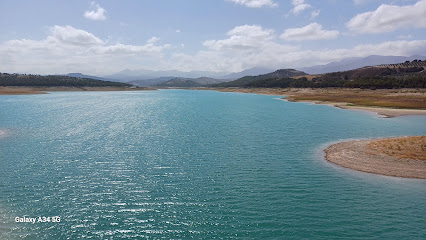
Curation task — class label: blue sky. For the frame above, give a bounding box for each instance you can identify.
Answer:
[0,0,425,75]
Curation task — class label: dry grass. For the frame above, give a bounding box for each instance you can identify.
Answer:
[285,89,426,109]
[199,87,426,109]
[291,74,322,81]
[367,136,426,161]
[0,87,45,95]
[195,88,426,117]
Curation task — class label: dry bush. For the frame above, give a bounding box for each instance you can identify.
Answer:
[367,136,426,160]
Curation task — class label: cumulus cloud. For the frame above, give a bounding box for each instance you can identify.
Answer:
[84,2,107,21]
[227,0,278,8]
[292,0,311,15]
[0,25,170,74]
[96,43,169,55]
[203,25,276,50]
[1,24,426,75]
[50,25,104,46]
[146,37,160,44]
[168,24,426,72]
[311,10,320,18]
[347,0,426,34]
[171,21,426,72]
[280,23,339,41]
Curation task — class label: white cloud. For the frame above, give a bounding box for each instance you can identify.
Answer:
[203,25,276,50]
[1,24,426,75]
[84,2,107,21]
[170,24,425,72]
[280,23,339,41]
[292,0,311,15]
[95,42,170,55]
[146,37,160,44]
[347,0,426,34]
[169,38,426,73]
[176,29,181,33]
[227,0,278,8]
[0,25,170,74]
[50,25,104,46]
[311,10,320,18]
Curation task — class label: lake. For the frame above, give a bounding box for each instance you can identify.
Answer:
[0,90,425,239]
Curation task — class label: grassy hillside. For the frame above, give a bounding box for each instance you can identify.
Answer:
[216,69,306,87]
[0,73,132,87]
[215,60,426,89]
[311,60,425,89]
[158,78,202,87]
[157,77,227,87]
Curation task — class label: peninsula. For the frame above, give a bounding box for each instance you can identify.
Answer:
[196,60,426,117]
[325,136,426,179]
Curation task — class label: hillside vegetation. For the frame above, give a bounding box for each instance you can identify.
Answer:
[216,69,306,87]
[214,60,426,89]
[0,73,132,87]
[157,77,227,87]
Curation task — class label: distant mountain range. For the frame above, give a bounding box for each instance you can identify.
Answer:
[66,73,119,82]
[99,67,272,86]
[62,55,426,87]
[104,69,229,82]
[300,55,426,74]
[127,77,175,87]
[220,67,275,80]
[5,59,423,89]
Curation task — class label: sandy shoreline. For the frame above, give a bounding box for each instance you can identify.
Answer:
[197,87,426,118]
[334,105,426,118]
[325,137,426,179]
[2,86,425,117]
[287,100,426,118]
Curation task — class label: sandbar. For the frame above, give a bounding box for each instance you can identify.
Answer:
[325,136,426,179]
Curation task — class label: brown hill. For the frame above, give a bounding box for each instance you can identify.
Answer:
[312,60,425,82]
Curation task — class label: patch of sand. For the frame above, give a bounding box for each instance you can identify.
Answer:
[325,136,426,179]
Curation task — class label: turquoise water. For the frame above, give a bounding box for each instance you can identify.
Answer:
[0,89,425,239]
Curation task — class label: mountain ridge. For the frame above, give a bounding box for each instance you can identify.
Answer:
[157,77,228,87]
[216,69,307,87]
[300,55,426,74]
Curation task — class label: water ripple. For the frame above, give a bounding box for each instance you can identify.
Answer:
[0,90,425,239]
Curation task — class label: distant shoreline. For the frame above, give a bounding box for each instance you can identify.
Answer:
[0,86,155,95]
[196,87,426,118]
[2,86,426,117]
[325,136,426,179]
